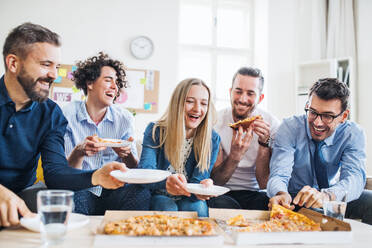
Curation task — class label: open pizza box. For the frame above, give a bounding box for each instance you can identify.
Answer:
[209,207,352,245]
[93,210,224,247]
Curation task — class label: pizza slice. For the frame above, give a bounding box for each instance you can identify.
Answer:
[96,137,121,144]
[227,204,321,232]
[226,214,250,227]
[93,134,134,144]
[229,115,262,130]
[270,204,321,231]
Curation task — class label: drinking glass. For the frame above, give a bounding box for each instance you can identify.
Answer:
[321,189,347,220]
[37,190,74,245]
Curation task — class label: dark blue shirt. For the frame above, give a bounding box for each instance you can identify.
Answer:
[0,76,94,193]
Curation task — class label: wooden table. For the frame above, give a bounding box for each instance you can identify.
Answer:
[0,216,371,247]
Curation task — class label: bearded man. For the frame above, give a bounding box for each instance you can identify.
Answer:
[208,67,280,210]
[0,23,129,227]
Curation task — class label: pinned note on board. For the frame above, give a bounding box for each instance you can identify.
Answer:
[72,86,80,93]
[58,68,67,77]
[54,76,62,83]
[144,103,152,110]
[67,71,74,80]
[52,65,75,85]
[146,70,155,91]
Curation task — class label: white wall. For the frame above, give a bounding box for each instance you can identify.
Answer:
[266,0,296,120]
[0,0,179,140]
[356,0,372,175]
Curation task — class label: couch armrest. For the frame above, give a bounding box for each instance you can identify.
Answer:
[366,176,372,190]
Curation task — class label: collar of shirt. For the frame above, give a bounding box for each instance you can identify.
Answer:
[0,76,13,106]
[76,101,114,125]
[0,76,37,111]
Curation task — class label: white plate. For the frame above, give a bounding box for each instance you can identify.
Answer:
[96,138,132,147]
[110,169,171,184]
[20,213,89,233]
[186,183,230,196]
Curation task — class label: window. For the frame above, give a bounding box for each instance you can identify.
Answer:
[178,0,253,111]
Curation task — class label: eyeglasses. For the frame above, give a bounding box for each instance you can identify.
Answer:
[304,108,343,124]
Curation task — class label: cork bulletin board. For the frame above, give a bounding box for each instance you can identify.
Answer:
[50,64,160,113]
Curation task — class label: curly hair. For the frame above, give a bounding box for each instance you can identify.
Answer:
[72,52,127,97]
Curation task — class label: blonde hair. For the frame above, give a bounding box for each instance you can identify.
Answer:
[152,78,216,173]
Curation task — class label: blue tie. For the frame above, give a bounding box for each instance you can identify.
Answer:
[313,140,329,189]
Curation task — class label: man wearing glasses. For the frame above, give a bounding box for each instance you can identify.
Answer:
[267,78,372,224]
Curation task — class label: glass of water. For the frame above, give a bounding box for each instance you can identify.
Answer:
[321,189,347,220]
[37,190,74,245]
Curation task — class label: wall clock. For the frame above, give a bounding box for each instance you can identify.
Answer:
[130,36,154,59]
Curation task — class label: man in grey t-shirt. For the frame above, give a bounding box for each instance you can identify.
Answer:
[209,67,280,210]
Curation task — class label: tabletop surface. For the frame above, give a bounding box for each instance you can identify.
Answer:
[0,216,371,248]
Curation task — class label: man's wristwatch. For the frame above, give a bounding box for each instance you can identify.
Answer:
[258,137,271,148]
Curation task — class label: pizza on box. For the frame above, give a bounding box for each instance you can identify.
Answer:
[227,204,321,232]
[226,214,250,227]
[229,115,262,130]
[104,215,214,236]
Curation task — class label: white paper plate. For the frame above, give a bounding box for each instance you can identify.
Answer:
[96,139,132,147]
[20,213,89,233]
[110,169,171,184]
[186,183,230,196]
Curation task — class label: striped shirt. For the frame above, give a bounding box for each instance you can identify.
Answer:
[62,101,137,196]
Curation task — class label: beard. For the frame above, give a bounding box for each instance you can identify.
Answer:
[232,101,257,120]
[17,67,53,103]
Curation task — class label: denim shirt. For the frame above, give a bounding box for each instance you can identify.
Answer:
[138,122,221,193]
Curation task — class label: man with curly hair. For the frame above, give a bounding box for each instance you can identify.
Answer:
[62,52,150,214]
[0,23,130,227]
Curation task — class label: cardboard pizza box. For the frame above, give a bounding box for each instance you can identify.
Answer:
[93,210,224,247]
[209,208,352,245]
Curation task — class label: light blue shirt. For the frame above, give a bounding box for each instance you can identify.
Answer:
[62,101,137,196]
[267,114,366,202]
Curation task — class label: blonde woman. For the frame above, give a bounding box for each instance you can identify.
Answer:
[139,78,220,217]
